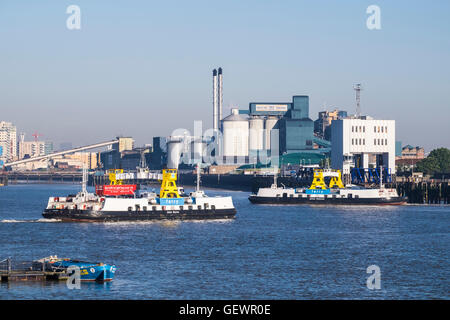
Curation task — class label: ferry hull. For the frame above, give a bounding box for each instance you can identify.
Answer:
[43,208,237,222]
[248,195,408,206]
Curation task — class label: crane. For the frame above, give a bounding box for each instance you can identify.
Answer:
[31,132,43,142]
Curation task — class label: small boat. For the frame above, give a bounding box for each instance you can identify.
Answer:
[249,168,407,206]
[33,256,116,282]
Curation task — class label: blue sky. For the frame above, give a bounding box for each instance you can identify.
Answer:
[0,0,449,151]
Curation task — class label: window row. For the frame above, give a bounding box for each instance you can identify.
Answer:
[374,138,388,146]
[352,138,365,145]
[374,126,388,133]
[351,138,388,146]
[352,126,365,133]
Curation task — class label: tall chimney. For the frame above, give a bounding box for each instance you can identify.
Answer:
[213,69,218,131]
[218,67,223,130]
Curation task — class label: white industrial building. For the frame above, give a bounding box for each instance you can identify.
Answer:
[331,117,396,175]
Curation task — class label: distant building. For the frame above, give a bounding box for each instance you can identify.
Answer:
[314,109,348,141]
[115,137,134,152]
[0,121,17,164]
[395,145,425,169]
[52,152,98,170]
[398,145,425,159]
[395,141,402,157]
[331,117,396,176]
[19,141,53,159]
[149,137,167,170]
[100,149,121,170]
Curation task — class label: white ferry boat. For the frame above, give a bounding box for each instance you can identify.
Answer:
[249,168,407,206]
[43,168,236,222]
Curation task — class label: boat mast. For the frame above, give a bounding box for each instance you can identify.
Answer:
[272,167,278,188]
[196,162,201,192]
[82,165,87,194]
[379,165,383,189]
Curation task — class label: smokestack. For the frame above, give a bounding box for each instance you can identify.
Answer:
[213,69,218,131]
[218,67,223,130]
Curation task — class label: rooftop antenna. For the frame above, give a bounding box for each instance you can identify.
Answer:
[353,84,362,118]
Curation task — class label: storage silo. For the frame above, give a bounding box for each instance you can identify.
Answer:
[166,137,183,169]
[190,138,206,164]
[249,116,264,153]
[264,116,279,151]
[222,109,249,157]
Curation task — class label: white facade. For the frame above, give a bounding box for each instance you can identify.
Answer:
[0,121,17,163]
[331,118,396,174]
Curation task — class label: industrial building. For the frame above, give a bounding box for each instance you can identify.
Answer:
[331,117,396,182]
[216,94,328,166]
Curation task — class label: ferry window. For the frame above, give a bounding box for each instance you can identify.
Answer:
[385,126,388,133]
[143,206,147,211]
[363,126,365,133]
[381,139,384,145]
[128,207,132,212]
[198,205,202,210]
[363,139,365,145]
[352,126,354,132]
[188,205,193,210]
[152,206,157,211]
[359,139,361,145]
[374,139,376,145]
[378,126,380,133]
[374,126,376,133]
[352,139,354,145]
[385,139,388,145]
[359,126,362,132]
[381,126,384,133]
[378,139,380,145]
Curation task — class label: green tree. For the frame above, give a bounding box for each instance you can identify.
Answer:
[415,148,450,174]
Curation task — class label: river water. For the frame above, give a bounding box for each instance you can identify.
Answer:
[0,184,448,299]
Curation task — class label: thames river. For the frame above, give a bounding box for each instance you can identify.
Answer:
[0,184,448,299]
